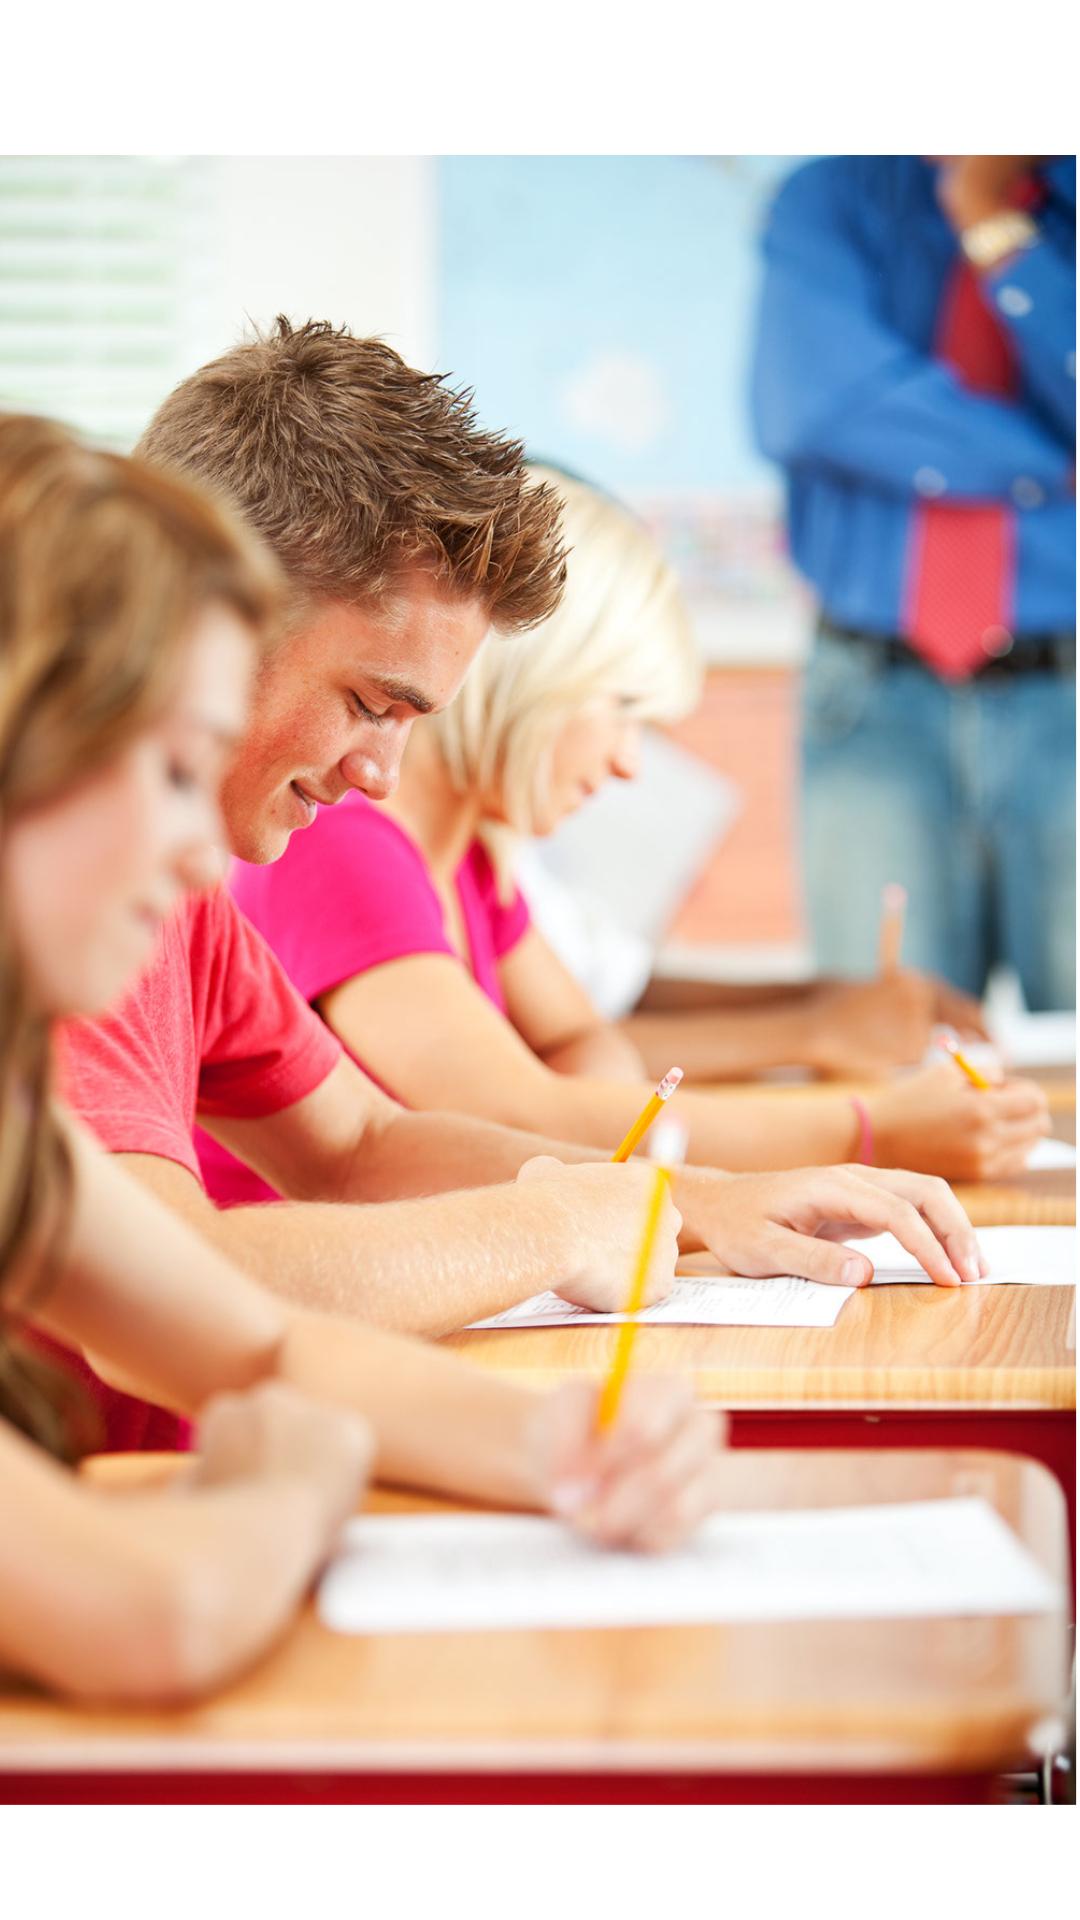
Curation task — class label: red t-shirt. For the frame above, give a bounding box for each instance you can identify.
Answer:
[46,888,343,1452]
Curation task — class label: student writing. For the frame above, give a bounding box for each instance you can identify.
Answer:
[51,324,983,1468]
[0,415,722,1701]
[219,465,1048,1188]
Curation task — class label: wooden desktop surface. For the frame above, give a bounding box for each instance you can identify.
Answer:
[436,1061,1072,1411]
[446,1272,1075,1410]
[0,1451,1067,1783]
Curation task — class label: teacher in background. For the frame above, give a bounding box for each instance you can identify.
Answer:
[752,155,1075,1011]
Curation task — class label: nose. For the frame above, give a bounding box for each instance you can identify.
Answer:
[340,727,409,802]
[611,722,642,781]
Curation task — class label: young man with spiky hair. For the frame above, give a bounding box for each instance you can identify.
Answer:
[58,320,981,1448]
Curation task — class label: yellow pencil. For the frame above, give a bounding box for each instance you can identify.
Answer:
[610,1066,683,1163]
[940,1033,992,1091]
[595,1162,672,1433]
[877,882,907,975]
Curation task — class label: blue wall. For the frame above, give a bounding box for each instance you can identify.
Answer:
[436,156,795,500]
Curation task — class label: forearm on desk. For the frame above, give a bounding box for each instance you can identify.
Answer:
[633,977,817,1014]
[158,1177,590,1337]
[277,1314,541,1509]
[621,999,826,1081]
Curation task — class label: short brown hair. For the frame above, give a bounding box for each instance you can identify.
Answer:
[137,317,567,631]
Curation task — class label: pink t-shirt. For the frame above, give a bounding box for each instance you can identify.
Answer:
[196,794,530,1208]
[45,888,343,1451]
[230,792,530,1016]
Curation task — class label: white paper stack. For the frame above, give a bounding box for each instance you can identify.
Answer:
[319,1497,1060,1637]
[468,1272,853,1332]
[855,1224,1075,1287]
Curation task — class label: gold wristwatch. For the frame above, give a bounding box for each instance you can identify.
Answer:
[959,209,1039,270]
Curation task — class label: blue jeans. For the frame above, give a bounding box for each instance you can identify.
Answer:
[800,629,1076,1009]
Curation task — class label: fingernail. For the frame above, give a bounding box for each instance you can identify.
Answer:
[550,1479,597,1516]
[841,1258,869,1287]
[963,1256,981,1284]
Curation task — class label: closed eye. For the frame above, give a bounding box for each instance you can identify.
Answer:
[349,691,389,726]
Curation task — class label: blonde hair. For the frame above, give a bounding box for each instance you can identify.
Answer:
[429,466,702,892]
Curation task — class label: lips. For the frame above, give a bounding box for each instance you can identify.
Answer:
[289,781,319,825]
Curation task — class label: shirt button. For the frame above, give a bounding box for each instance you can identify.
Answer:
[1012,476,1045,508]
[914,465,947,497]
[982,626,1014,656]
[1067,350,1076,380]
[997,285,1033,318]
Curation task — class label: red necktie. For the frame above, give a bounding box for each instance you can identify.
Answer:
[903,255,1019,679]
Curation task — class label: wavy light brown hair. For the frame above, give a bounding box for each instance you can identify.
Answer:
[0,411,282,1457]
[136,317,567,629]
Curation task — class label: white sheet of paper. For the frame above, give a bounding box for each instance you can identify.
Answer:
[1026,1136,1077,1171]
[990,1008,1076,1069]
[468,1273,853,1332]
[854,1224,1075,1286]
[318,1496,1060,1636]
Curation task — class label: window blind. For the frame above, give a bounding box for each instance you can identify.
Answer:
[0,156,209,450]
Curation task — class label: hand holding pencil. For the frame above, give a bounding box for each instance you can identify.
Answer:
[597,1113,689,1434]
[516,1066,686,1317]
[532,1372,725,1553]
[521,1071,723,1552]
[515,1153,682,1315]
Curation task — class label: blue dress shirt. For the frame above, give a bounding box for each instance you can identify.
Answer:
[751,157,1075,638]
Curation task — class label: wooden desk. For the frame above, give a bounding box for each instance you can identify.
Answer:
[448,1277,1075,1411]
[446,1272,1077,1543]
[651,1063,1074,1494]
[953,1172,1074,1228]
[0,1451,1068,1805]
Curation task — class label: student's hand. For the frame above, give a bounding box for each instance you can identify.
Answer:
[802,971,940,1078]
[925,977,990,1043]
[937,156,1042,231]
[190,1381,374,1538]
[527,1377,725,1553]
[866,1060,1051,1181]
[517,1156,682,1314]
[803,970,987,1079]
[676,1164,985,1288]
